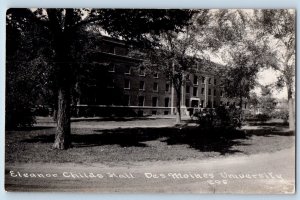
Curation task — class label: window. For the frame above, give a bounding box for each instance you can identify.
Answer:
[164,111,169,115]
[107,79,114,88]
[125,66,131,74]
[153,72,158,78]
[208,89,211,95]
[139,67,145,76]
[152,110,157,115]
[193,75,198,85]
[201,76,205,84]
[208,100,212,108]
[108,64,115,72]
[201,100,204,108]
[165,98,170,107]
[185,99,190,107]
[214,78,217,85]
[165,83,170,92]
[152,97,158,107]
[214,89,216,96]
[201,88,205,95]
[186,85,190,94]
[124,95,130,106]
[245,103,247,109]
[208,78,212,85]
[115,47,127,55]
[124,79,130,89]
[138,96,144,106]
[220,90,224,97]
[153,82,158,91]
[139,81,145,90]
[193,87,198,97]
[102,44,115,54]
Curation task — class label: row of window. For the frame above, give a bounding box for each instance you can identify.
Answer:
[124,95,170,107]
[109,79,224,97]
[186,85,224,97]
[108,65,219,85]
[109,79,170,92]
[108,65,159,78]
[192,75,217,85]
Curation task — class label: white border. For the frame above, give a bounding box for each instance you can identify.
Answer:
[0,1,298,200]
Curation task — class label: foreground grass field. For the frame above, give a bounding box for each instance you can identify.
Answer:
[5,117,294,164]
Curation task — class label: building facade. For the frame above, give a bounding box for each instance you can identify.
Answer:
[74,36,243,117]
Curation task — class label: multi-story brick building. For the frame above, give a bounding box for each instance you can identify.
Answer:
[74,36,243,117]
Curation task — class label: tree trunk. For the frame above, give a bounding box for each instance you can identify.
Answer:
[287,85,295,131]
[175,87,182,124]
[53,86,71,149]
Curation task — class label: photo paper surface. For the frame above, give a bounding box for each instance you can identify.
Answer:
[5,8,295,193]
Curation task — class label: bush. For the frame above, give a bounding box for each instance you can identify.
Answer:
[271,110,289,122]
[194,105,243,129]
[255,113,271,122]
[6,104,36,129]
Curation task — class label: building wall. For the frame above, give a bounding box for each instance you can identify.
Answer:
[75,36,244,117]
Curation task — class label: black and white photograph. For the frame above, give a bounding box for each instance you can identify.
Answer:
[5,8,295,193]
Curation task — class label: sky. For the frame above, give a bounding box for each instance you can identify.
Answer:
[255,68,287,99]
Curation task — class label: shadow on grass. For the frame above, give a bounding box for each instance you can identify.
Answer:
[7,126,54,131]
[21,125,294,155]
[246,121,289,128]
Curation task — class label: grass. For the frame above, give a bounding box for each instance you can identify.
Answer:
[5,118,294,164]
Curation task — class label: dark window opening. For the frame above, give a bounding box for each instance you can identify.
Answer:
[201,88,205,95]
[193,75,198,85]
[153,82,158,91]
[165,98,170,107]
[138,96,144,106]
[193,87,198,97]
[186,85,190,93]
[152,97,158,107]
[124,79,130,89]
[139,81,145,90]
[166,83,170,92]
[185,99,190,107]
[125,66,131,74]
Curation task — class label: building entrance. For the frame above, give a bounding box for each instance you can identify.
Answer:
[191,100,199,107]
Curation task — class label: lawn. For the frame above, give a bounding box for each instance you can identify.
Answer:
[5,117,295,164]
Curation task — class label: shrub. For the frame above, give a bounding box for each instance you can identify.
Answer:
[255,113,271,122]
[6,104,36,129]
[271,110,289,122]
[194,105,243,129]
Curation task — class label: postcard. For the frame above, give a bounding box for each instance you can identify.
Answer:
[5,8,295,193]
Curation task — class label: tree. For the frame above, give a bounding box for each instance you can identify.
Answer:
[6,9,194,149]
[207,10,257,113]
[207,10,277,115]
[254,9,295,130]
[259,85,277,115]
[248,92,260,114]
[132,10,210,124]
[6,9,54,129]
